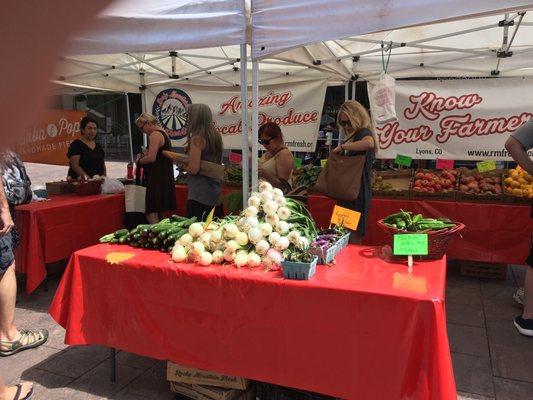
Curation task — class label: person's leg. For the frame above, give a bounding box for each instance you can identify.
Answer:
[146,212,159,224]
[522,266,533,319]
[0,373,33,400]
[0,263,18,344]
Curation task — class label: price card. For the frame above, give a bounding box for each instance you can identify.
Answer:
[476,160,496,173]
[320,159,328,168]
[436,158,454,170]
[393,234,429,256]
[229,152,242,164]
[295,157,302,168]
[394,154,413,167]
[330,205,361,231]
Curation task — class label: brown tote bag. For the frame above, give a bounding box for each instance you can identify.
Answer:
[312,133,367,201]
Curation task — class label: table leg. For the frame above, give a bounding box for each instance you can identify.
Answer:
[110,347,117,383]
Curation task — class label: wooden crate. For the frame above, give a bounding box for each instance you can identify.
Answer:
[411,169,457,201]
[372,169,412,199]
[459,261,508,280]
[456,168,506,203]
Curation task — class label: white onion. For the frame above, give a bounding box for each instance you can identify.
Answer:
[277,206,291,220]
[275,236,290,251]
[272,188,284,198]
[212,250,224,264]
[275,196,286,207]
[268,232,281,246]
[234,252,249,267]
[210,230,222,243]
[265,213,280,226]
[236,231,249,246]
[199,252,213,266]
[247,196,261,208]
[179,234,193,247]
[297,237,310,250]
[248,227,263,244]
[244,206,258,217]
[266,248,283,265]
[198,232,211,247]
[260,191,274,204]
[171,245,187,262]
[263,200,278,214]
[242,216,259,232]
[288,230,301,245]
[259,181,273,193]
[275,221,290,235]
[262,257,273,269]
[248,252,262,267]
[225,240,240,252]
[259,222,273,237]
[188,222,204,238]
[255,240,270,255]
[223,223,239,239]
[223,248,235,262]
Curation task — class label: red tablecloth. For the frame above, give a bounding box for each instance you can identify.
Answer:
[15,194,124,293]
[49,244,456,400]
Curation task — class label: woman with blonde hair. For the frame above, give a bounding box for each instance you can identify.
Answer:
[332,100,376,243]
[135,112,176,224]
[185,104,224,219]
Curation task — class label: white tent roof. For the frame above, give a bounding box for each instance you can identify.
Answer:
[54,1,533,93]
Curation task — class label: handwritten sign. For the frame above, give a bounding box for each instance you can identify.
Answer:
[330,205,361,231]
[476,160,496,173]
[229,152,242,164]
[394,154,412,167]
[320,159,328,168]
[295,157,302,168]
[393,234,428,256]
[436,158,454,170]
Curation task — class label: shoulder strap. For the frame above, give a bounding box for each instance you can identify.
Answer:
[341,130,360,144]
[271,146,288,158]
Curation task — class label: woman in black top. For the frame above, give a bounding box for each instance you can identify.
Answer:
[135,112,176,224]
[67,116,106,179]
[332,100,376,244]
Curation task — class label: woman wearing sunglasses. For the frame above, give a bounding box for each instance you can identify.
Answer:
[332,101,377,243]
[258,122,295,194]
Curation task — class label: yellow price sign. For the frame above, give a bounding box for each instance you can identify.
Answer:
[320,159,327,168]
[330,205,361,230]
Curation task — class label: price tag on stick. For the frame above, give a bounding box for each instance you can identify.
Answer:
[394,234,429,269]
[476,160,496,173]
[394,154,412,168]
[320,159,328,168]
[295,157,302,168]
[330,205,361,231]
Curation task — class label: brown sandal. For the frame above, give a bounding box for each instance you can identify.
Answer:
[12,383,34,400]
[0,329,48,357]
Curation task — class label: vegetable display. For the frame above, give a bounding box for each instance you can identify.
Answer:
[381,210,457,232]
[412,169,457,193]
[99,215,198,252]
[504,166,533,198]
[459,173,502,195]
[170,181,320,268]
[295,166,322,188]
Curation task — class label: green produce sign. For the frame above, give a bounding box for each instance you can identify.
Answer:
[393,234,429,256]
[295,157,302,168]
[394,154,412,167]
[476,160,496,173]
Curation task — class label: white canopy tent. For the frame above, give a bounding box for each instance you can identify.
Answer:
[54,0,533,193]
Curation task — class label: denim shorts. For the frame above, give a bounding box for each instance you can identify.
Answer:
[0,232,15,273]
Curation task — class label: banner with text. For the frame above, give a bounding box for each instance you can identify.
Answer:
[145,80,327,152]
[370,78,533,160]
[16,110,86,165]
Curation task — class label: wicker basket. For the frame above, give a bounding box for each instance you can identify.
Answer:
[70,180,103,196]
[377,219,465,259]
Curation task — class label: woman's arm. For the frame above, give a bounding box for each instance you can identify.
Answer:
[69,155,89,179]
[102,161,107,177]
[0,178,14,235]
[505,136,533,175]
[334,135,374,153]
[139,132,164,165]
[186,136,204,175]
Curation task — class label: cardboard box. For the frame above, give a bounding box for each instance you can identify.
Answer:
[45,181,73,195]
[459,260,508,280]
[170,382,244,400]
[167,362,249,390]
[372,169,412,199]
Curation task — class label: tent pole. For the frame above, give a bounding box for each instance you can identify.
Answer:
[251,60,259,192]
[239,44,250,206]
[124,92,134,163]
[140,72,148,148]
[344,82,349,101]
[351,81,356,101]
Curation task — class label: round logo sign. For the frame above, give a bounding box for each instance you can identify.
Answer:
[152,88,192,138]
[46,123,58,138]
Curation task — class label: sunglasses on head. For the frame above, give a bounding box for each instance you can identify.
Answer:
[339,120,352,127]
[258,137,273,145]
